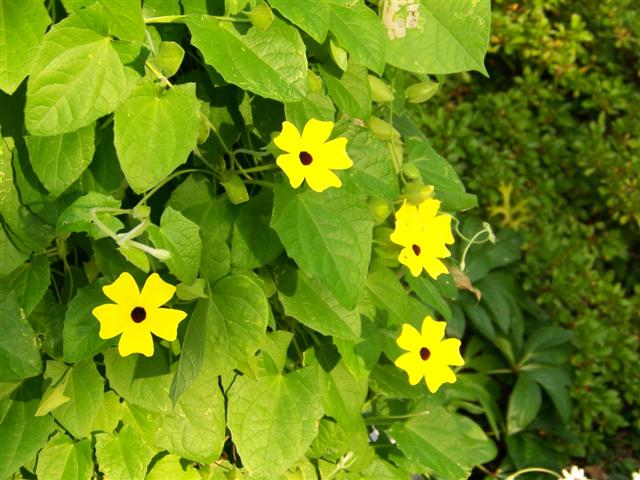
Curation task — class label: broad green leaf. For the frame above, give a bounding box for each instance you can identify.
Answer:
[53,359,105,438]
[96,425,155,480]
[389,402,497,480]
[461,294,495,340]
[63,279,117,362]
[36,361,71,416]
[271,182,373,309]
[114,81,200,193]
[99,0,145,41]
[146,454,200,480]
[28,293,65,360]
[231,190,283,269]
[319,61,371,120]
[268,0,330,43]
[345,128,399,200]
[0,286,42,382]
[369,364,423,399]
[276,266,360,340]
[0,226,27,278]
[26,122,96,196]
[0,0,51,94]
[405,273,452,321]
[187,16,308,102]
[408,138,478,211]
[322,360,368,430]
[142,0,180,16]
[507,373,542,434]
[528,365,572,422]
[25,21,131,136]
[385,0,490,75]
[2,255,50,317]
[0,379,55,480]
[227,368,323,478]
[327,0,386,74]
[147,207,202,284]
[35,437,93,480]
[285,91,335,130]
[92,390,122,433]
[86,122,125,194]
[151,41,185,77]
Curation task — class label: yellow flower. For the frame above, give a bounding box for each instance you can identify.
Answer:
[274,118,353,192]
[390,198,454,278]
[91,272,187,357]
[395,316,464,393]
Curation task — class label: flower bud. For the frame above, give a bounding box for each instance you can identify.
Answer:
[221,173,250,204]
[132,205,151,219]
[405,80,439,103]
[329,40,349,71]
[368,75,394,102]
[367,116,401,141]
[307,70,323,93]
[246,1,274,31]
[403,182,434,204]
[368,197,392,224]
[401,162,421,180]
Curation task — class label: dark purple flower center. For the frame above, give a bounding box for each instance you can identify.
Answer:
[299,151,313,165]
[131,307,146,323]
[412,244,421,256]
[419,347,431,361]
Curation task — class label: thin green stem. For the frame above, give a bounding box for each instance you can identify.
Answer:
[144,14,250,24]
[240,163,278,173]
[136,168,211,207]
[504,467,562,480]
[233,148,270,158]
[145,61,173,88]
[460,223,494,271]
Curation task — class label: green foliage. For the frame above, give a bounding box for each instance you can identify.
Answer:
[410,0,640,467]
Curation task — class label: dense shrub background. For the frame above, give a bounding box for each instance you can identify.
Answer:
[412,0,640,468]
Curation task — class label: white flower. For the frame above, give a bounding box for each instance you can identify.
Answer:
[631,469,639,480]
[561,466,588,480]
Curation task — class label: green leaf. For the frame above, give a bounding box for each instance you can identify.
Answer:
[146,454,200,480]
[35,437,93,480]
[114,81,200,193]
[345,128,399,200]
[63,280,117,362]
[25,21,131,136]
[2,255,50,317]
[36,361,71,416]
[271,182,373,309]
[0,286,42,382]
[327,0,386,74]
[52,359,105,438]
[227,368,323,478]
[28,293,65,360]
[99,0,145,41]
[528,366,572,422]
[406,274,452,321]
[408,138,477,211]
[96,425,155,480]
[285,91,335,130]
[0,0,51,94]
[187,16,308,102]
[92,390,122,433]
[276,266,360,340]
[319,61,371,119]
[507,373,542,434]
[268,0,330,43]
[57,192,123,240]
[151,41,185,77]
[389,402,497,480]
[0,226,27,278]
[147,207,202,284]
[385,0,490,75]
[0,379,55,480]
[321,360,368,430]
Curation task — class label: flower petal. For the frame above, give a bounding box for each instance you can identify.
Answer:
[92,304,128,339]
[425,214,454,244]
[423,256,449,279]
[389,222,415,247]
[274,121,301,153]
[276,153,306,188]
[301,118,333,147]
[424,362,457,393]
[140,273,176,309]
[146,307,187,342]
[396,323,422,351]
[398,246,423,277]
[304,166,342,192]
[316,137,352,170]
[421,316,446,345]
[394,200,419,226]
[118,325,154,357]
[434,338,465,366]
[103,272,140,305]
[394,352,424,385]
[417,198,441,223]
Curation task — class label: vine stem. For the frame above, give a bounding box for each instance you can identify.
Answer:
[505,467,562,480]
[240,163,278,173]
[144,15,250,24]
[135,168,212,207]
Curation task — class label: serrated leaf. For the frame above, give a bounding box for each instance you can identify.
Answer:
[0,0,51,94]
[327,0,386,74]
[25,21,131,136]
[0,379,55,480]
[147,207,202,284]
[63,280,117,362]
[2,255,50,317]
[26,123,96,196]
[35,437,93,480]
[268,0,330,43]
[0,286,42,382]
[276,266,360,340]
[271,182,373,309]
[114,81,200,193]
[99,0,145,41]
[187,16,308,102]
[385,0,490,75]
[96,425,154,480]
[227,368,323,478]
[319,61,371,119]
[507,373,542,434]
